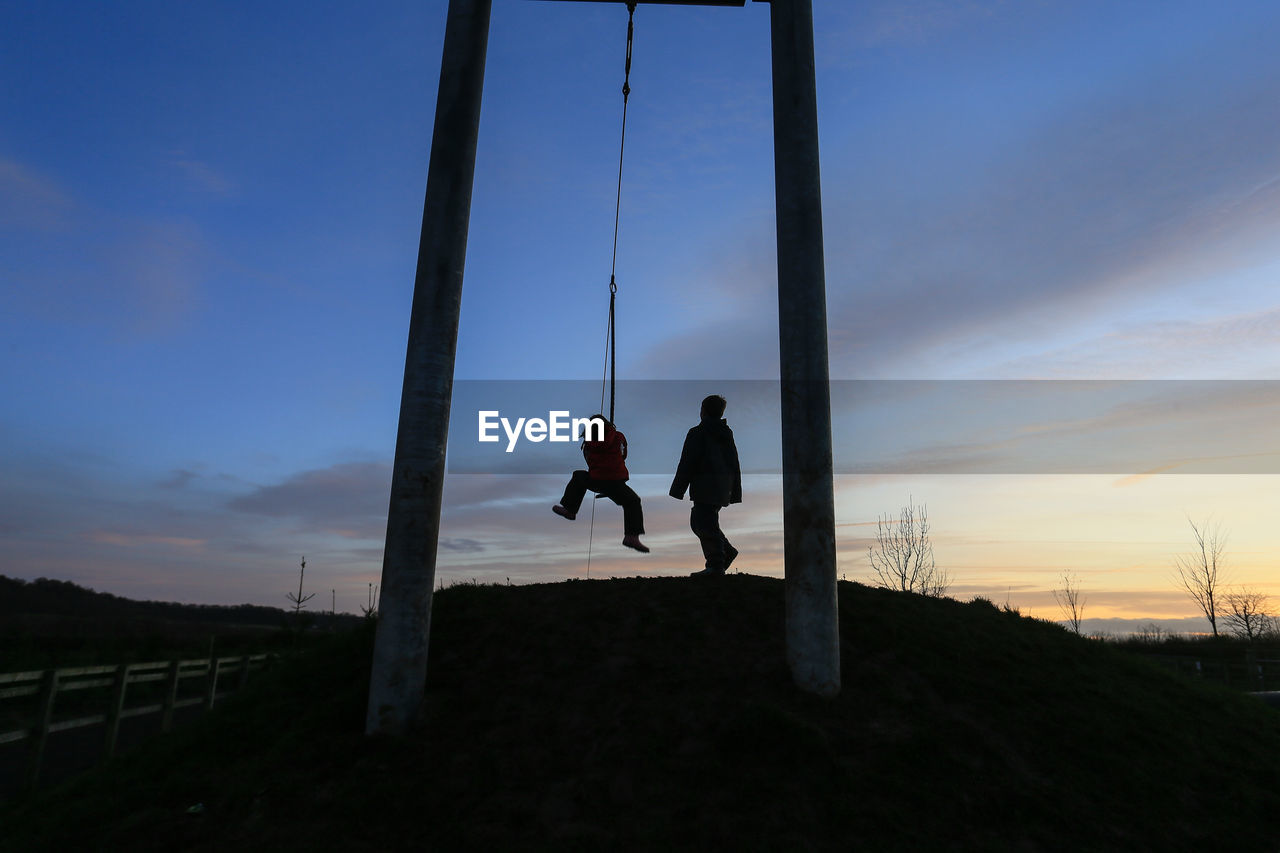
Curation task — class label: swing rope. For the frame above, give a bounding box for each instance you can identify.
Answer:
[604,0,634,424]
[587,1,636,580]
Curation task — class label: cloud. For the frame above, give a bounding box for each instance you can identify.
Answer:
[87,531,207,548]
[228,461,391,539]
[1074,616,1212,637]
[158,469,201,490]
[0,448,299,605]
[439,537,486,553]
[7,211,210,338]
[0,157,73,230]
[848,381,1280,475]
[441,473,564,511]
[629,14,1280,382]
[1,152,212,338]
[820,64,1280,377]
[634,301,780,380]
[852,0,1005,47]
[992,307,1280,380]
[170,157,237,196]
[105,220,208,336]
[448,378,1280,478]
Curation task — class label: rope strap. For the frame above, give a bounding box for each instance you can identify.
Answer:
[589,2,635,578]
[604,1,634,426]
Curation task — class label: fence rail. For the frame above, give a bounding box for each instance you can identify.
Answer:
[0,653,271,789]
[1141,652,1280,693]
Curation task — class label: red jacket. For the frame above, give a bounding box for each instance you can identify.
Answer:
[583,426,629,481]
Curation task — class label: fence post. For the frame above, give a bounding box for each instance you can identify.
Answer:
[104,663,130,759]
[204,657,221,711]
[238,654,252,690]
[26,669,59,788]
[161,659,181,733]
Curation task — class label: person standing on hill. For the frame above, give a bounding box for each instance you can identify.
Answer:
[669,395,742,577]
[553,415,649,553]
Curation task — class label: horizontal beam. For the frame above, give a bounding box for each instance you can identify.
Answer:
[531,1,750,6]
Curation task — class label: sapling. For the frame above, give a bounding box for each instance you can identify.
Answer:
[287,556,316,615]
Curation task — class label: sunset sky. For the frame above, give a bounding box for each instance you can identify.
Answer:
[3,1,1280,634]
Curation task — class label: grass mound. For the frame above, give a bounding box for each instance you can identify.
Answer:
[4,576,1280,851]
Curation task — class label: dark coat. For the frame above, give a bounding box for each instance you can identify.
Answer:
[669,417,742,507]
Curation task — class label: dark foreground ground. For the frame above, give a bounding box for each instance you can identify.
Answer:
[4,575,1280,851]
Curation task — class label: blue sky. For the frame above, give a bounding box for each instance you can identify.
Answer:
[3,1,1280,632]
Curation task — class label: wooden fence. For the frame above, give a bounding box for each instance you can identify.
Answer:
[1143,653,1280,692]
[0,654,271,789]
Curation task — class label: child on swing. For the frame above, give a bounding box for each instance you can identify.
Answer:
[552,415,649,553]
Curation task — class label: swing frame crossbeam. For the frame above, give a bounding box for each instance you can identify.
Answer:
[538,1,746,6]
[367,0,837,737]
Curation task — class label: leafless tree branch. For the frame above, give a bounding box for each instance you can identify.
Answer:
[1223,587,1273,642]
[1172,518,1227,638]
[1053,572,1087,635]
[868,497,951,597]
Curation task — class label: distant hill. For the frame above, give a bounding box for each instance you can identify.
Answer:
[0,575,292,629]
[4,575,1280,850]
[0,576,360,668]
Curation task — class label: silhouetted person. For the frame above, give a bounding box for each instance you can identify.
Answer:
[670,395,741,576]
[553,415,649,552]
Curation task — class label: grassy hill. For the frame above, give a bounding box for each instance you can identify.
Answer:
[0,575,358,669]
[4,575,1280,851]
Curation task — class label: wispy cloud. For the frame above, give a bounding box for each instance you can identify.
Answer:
[853,0,1005,47]
[170,157,237,197]
[3,154,211,339]
[821,65,1280,377]
[439,537,485,553]
[228,461,391,540]
[0,156,73,230]
[87,531,207,548]
[158,469,201,490]
[631,12,1280,382]
[106,220,208,336]
[993,307,1280,379]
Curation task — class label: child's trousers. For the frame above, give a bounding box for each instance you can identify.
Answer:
[560,470,645,536]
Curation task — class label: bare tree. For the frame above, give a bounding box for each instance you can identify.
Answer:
[360,582,379,619]
[1053,572,1087,635]
[868,497,951,597]
[1131,622,1168,644]
[1223,587,1273,642]
[286,555,316,615]
[1173,518,1227,638]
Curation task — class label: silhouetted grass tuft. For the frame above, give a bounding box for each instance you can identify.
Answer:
[4,576,1280,851]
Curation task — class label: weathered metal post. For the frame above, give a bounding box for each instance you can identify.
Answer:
[770,0,840,696]
[366,0,493,736]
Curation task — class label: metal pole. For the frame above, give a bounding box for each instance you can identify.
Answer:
[770,0,840,697]
[366,0,493,736]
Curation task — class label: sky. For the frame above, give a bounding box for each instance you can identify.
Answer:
[3,0,1280,634]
